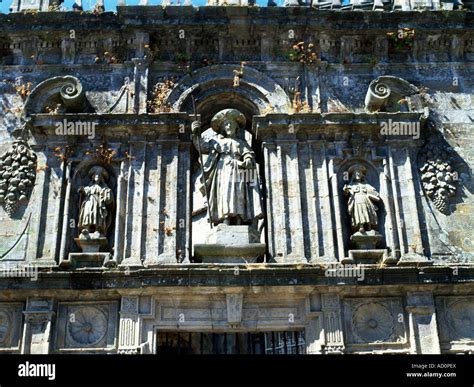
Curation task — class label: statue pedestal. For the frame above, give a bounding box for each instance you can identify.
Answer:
[343,229,394,265]
[61,252,113,269]
[350,230,383,249]
[75,236,108,253]
[194,224,266,264]
[60,234,116,269]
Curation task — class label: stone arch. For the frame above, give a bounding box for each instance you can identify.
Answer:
[337,158,381,191]
[166,64,291,124]
[24,75,91,116]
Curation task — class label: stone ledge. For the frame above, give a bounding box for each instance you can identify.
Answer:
[0,264,472,290]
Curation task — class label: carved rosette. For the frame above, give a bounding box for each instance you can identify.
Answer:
[68,306,108,346]
[352,302,394,343]
[419,141,457,214]
[0,140,37,216]
[446,300,474,340]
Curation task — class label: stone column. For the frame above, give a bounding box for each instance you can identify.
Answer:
[329,158,346,261]
[118,296,141,354]
[21,299,55,354]
[260,32,274,62]
[305,314,323,354]
[121,139,146,268]
[59,161,72,267]
[262,136,305,263]
[388,144,430,265]
[321,293,345,354]
[406,292,441,354]
[132,58,150,115]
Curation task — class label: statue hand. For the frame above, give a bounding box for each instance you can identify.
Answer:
[242,159,253,169]
[191,121,201,135]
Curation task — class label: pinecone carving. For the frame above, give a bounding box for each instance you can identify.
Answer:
[0,140,37,216]
[419,141,457,215]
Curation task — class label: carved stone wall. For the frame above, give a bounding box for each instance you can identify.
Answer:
[0,7,472,356]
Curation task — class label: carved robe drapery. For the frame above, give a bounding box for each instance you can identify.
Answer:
[346,182,379,229]
[193,109,263,225]
[78,167,114,236]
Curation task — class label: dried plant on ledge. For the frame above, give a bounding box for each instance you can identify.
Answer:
[291,91,311,113]
[147,80,175,113]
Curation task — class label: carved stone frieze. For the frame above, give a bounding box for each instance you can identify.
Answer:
[343,298,407,347]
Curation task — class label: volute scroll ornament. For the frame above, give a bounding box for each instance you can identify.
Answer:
[365,76,420,113]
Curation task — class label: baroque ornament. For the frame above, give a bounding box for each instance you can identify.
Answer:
[419,140,457,214]
[352,302,394,343]
[0,140,37,216]
[68,306,108,346]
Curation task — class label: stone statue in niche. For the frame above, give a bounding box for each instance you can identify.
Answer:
[191,108,263,227]
[75,166,114,253]
[191,108,265,263]
[343,165,382,249]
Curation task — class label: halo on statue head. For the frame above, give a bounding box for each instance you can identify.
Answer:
[211,109,246,134]
[88,165,109,182]
[348,164,367,178]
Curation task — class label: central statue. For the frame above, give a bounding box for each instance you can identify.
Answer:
[192,109,263,227]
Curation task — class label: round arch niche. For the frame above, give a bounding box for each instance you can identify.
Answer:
[166,64,291,122]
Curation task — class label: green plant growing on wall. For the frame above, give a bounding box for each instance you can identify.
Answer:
[386,28,415,50]
[287,42,318,64]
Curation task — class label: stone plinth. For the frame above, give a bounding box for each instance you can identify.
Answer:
[344,249,393,265]
[75,237,108,253]
[194,224,266,264]
[61,252,113,269]
[350,230,383,250]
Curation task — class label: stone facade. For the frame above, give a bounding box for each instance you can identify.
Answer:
[0,4,473,354]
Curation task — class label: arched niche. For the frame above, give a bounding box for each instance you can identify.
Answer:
[166,64,291,123]
[24,75,92,116]
[69,160,117,254]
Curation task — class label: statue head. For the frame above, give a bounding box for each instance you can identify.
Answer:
[348,165,367,183]
[88,166,109,184]
[211,109,246,138]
